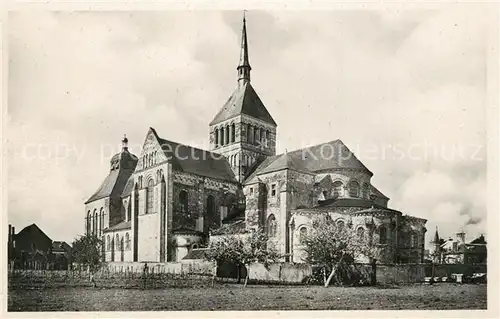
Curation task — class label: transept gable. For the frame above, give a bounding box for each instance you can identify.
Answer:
[135,127,171,172]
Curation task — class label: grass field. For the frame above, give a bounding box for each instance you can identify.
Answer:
[8,283,487,311]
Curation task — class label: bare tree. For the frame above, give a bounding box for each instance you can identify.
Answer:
[205,227,280,287]
[301,222,378,287]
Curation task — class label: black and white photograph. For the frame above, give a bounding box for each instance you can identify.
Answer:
[3,3,497,316]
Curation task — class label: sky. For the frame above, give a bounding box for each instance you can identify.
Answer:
[7,6,490,245]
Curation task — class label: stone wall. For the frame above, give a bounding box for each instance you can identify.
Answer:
[247,262,312,283]
[103,228,133,262]
[8,266,215,289]
[105,261,215,275]
[287,170,315,209]
[172,171,238,231]
[214,262,438,285]
[424,263,487,277]
[313,169,372,200]
[137,213,160,262]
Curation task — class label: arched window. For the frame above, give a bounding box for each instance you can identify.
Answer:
[410,233,417,248]
[333,181,343,197]
[260,128,265,144]
[115,234,120,250]
[362,183,370,199]
[107,235,111,250]
[357,227,365,241]
[379,226,387,244]
[325,214,333,224]
[349,181,360,198]
[299,227,307,243]
[247,124,252,143]
[179,190,188,213]
[86,211,91,235]
[214,128,219,146]
[93,210,98,235]
[254,127,259,145]
[220,127,225,146]
[266,130,270,145]
[225,125,230,145]
[100,208,104,233]
[125,233,130,250]
[267,214,277,237]
[231,123,236,143]
[337,220,345,231]
[206,195,216,226]
[146,179,154,214]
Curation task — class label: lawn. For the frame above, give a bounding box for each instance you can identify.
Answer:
[8,283,487,311]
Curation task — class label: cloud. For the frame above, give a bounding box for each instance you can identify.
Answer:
[8,7,488,245]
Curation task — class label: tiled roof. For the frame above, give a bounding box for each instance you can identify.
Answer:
[244,140,372,184]
[285,140,372,174]
[151,128,237,182]
[121,175,135,198]
[16,223,52,242]
[86,169,133,203]
[172,227,205,236]
[470,235,486,245]
[243,155,281,183]
[371,185,389,199]
[52,241,71,253]
[103,221,131,233]
[211,219,247,235]
[257,153,311,176]
[182,248,210,260]
[209,82,276,126]
[306,198,389,210]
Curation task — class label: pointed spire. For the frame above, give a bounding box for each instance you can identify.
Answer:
[237,11,251,86]
[433,226,440,244]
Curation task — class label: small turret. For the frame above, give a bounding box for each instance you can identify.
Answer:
[122,134,129,150]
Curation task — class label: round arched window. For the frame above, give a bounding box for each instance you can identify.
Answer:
[333,181,343,197]
[349,181,360,198]
[357,227,365,241]
[379,226,387,244]
[337,220,345,230]
[267,215,277,237]
[299,227,307,243]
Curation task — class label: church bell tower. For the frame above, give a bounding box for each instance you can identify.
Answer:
[209,14,277,183]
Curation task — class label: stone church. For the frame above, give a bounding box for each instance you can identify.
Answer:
[84,17,427,264]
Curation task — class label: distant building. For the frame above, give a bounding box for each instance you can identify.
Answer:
[10,223,52,270]
[52,241,73,270]
[8,223,72,270]
[430,228,486,264]
[464,235,487,264]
